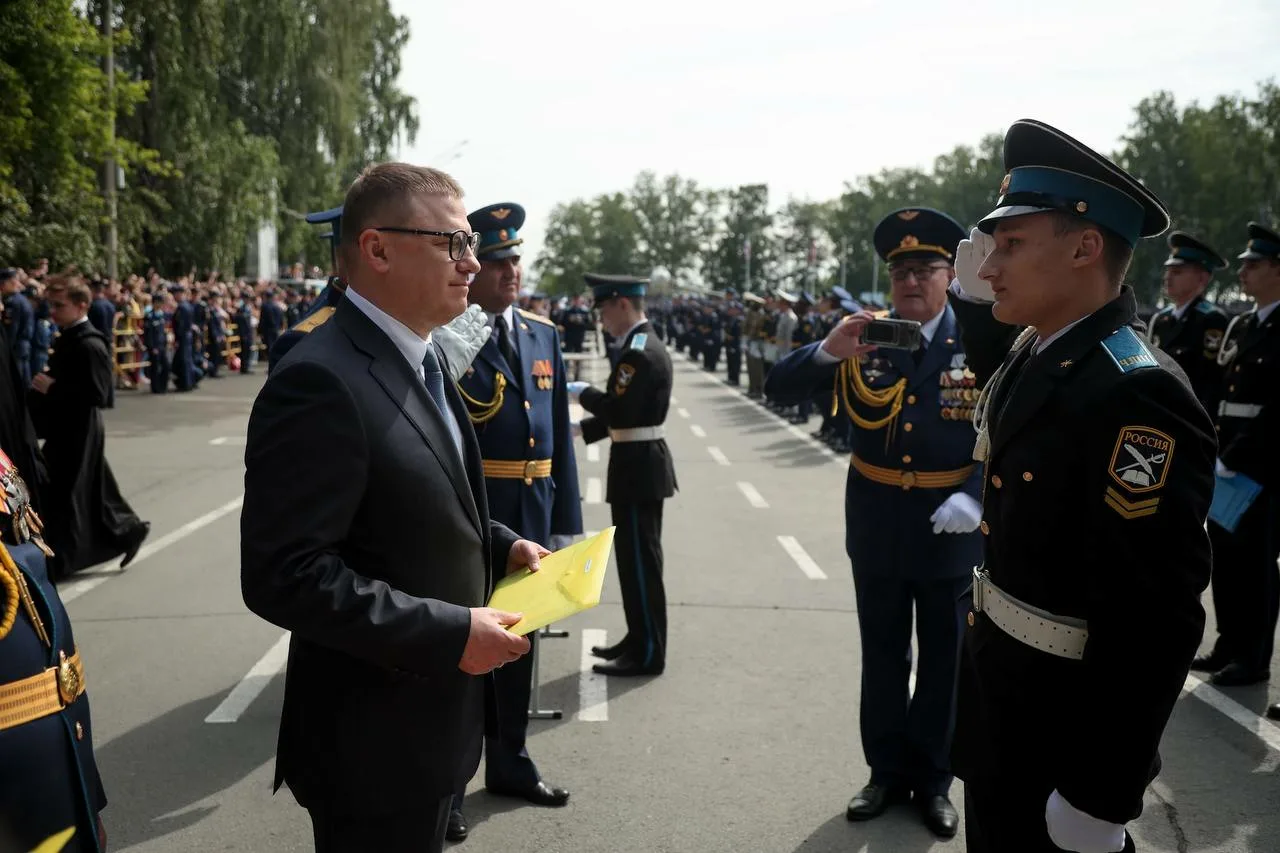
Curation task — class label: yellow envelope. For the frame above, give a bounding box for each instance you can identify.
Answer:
[488,527,615,636]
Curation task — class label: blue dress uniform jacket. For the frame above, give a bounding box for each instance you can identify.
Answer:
[0,542,107,853]
[267,283,343,375]
[456,309,583,548]
[4,292,35,386]
[765,305,984,580]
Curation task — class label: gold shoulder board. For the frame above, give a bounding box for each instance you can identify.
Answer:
[291,306,336,334]
[517,309,556,327]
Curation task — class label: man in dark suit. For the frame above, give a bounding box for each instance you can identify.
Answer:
[574,274,677,677]
[241,162,550,853]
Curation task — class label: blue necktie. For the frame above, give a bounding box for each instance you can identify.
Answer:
[421,345,464,456]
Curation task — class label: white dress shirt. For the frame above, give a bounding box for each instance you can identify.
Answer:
[344,285,432,378]
[1257,298,1280,325]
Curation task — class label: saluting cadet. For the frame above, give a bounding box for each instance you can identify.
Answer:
[1192,220,1280,689]
[766,208,980,839]
[574,274,677,677]
[447,202,582,841]
[1147,231,1228,414]
[947,119,1214,852]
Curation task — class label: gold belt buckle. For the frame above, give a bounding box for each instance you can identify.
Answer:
[523,460,537,484]
[899,471,916,490]
[57,650,80,706]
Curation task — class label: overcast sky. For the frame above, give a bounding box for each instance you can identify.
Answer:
[389,0,1279,269]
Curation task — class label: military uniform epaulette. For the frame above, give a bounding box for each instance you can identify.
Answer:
[1194,300,1218,315]
[291,306,335,334]
[517,309,555,327]
[1100,326,1159,373]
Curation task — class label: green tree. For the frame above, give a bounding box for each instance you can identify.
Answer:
[703,183,773,294]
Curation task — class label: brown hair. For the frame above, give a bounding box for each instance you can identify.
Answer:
[340,162,464,267]
[1049,212,1134,286]
[43,274,92,306]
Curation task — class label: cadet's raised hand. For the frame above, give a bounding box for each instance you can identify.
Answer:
[820,312,879,361]
[459,608,531,675]
[952,227,996,303]
[435,304,491,381]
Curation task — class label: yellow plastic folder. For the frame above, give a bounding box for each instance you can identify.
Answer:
[488,527,615,636]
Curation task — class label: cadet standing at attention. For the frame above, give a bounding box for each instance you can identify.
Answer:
[1146,231,1228,414]
[1193,220,1280,691]
[766,208,981,839]
[947,119,1215,853]
[447,202,581,842]
[573,274,677,677]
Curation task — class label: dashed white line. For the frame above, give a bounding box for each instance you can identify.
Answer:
[777,535,827,580]
[209,436,246,446]
[205,632,291,723]
[578,628,609,722]
[690,425,706,438]
[586,444,600,463]
[585,477,603,504]
[677,408,690,419]
[1183,673,1280,754]
[60,495,246,604]
[670,396,679,405]
[707,447,730,466]
[736,481,769,508]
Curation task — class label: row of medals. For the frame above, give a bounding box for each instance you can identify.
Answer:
[939,367,978,422]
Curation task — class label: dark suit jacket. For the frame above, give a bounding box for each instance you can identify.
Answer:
[240,298,520,816]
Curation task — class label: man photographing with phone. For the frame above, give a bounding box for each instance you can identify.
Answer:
[765,207,981,838]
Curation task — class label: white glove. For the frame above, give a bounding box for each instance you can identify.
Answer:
[548,534,576,551]
[1215,458,1236,478]
[1045,790,1126,853]
[929,492,983,534]
[951,226,996,303]
[435,305,491,381]
[567,381,590,396]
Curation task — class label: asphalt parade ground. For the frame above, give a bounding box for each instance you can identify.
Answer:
[66,345,1280,853]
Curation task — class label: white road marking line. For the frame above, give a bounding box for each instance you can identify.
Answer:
[205,632,291,723]
[677,408,690,419]
[586,444,600,463]
[707,446,730,466]
[670,396,679,405]
[777,535,827,580]
[209,436,246,446]
[60,495,246,604]
[1183,673,1280,754]
[736,481,769,508]
[690,424,706,438]
[578,629,609,722]
[585,477,603,504]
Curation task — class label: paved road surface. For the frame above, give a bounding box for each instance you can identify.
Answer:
[66,347,1280,852]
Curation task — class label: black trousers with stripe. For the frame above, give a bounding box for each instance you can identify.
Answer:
[611,500,667,668]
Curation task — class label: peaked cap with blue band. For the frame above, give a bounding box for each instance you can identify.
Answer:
[873,207,966,264]
[1163,230,1226,271]
[978,119,1170,246]
[1237,221,1280,262]
[468,202,525,260]
[585,273,647,301]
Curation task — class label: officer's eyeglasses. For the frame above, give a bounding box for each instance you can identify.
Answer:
[373,227,481,261]
[889,264,948,284]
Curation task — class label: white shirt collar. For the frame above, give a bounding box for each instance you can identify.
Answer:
[620,318,648,343]
[486,304,517,332]
[918,306,946,346]
[1172,300,1192,320]
[1032,314,1090,355]
[344,285,431,375]
[1257,298,1280,325]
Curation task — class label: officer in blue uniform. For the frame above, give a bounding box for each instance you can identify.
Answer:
[170,284,200,391]
[0,342,108,852]
[447,202,581,841]
[268,206,347,374]
[2,269,35,387]
[1146,231,1228,414]
[766,208,981,839]
[144,295,171,394]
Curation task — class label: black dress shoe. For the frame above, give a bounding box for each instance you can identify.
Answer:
[590,640,628,661]
[917,794,959,838]
[1267,703,1280,721]
[1209,662,1269,687]
[445,808,468,842]
[1190,652,1228,673]
[486,780,570,807]
[120,521,151,568]
[845,783,909,821]
[592,654,664,677]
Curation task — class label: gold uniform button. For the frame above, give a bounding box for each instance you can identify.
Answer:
[980,520,990,535]
[902,455,913,464]
[528,437,536,448]
[991,475,1003,489]
[967,611,975,627]
[524,400,532,411]
[1022,471,1033,482]
[907,394,917,405]
[75,721,84,740]
[903,423,914,432]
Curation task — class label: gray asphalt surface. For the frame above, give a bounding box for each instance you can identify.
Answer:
[67,344,1280,853]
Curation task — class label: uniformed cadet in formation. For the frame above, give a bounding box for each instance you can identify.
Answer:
[0,335,108,852]
[573,274,677,677]
[1146,231,1229,413]
[1193,220,1280,694]
[723,299,744,385]
[268,206,348,373]
[447,201,581,841]
[766,207,980,840]
[946,118,1215,853]
[742,293,767,396]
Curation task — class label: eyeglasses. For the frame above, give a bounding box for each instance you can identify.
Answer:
[889,264,949,283]
[373,227,480,261]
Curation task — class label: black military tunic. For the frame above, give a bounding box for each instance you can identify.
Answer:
[1147,293,1227,414]
[580,320,676,670]
[950,287,1215,827]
